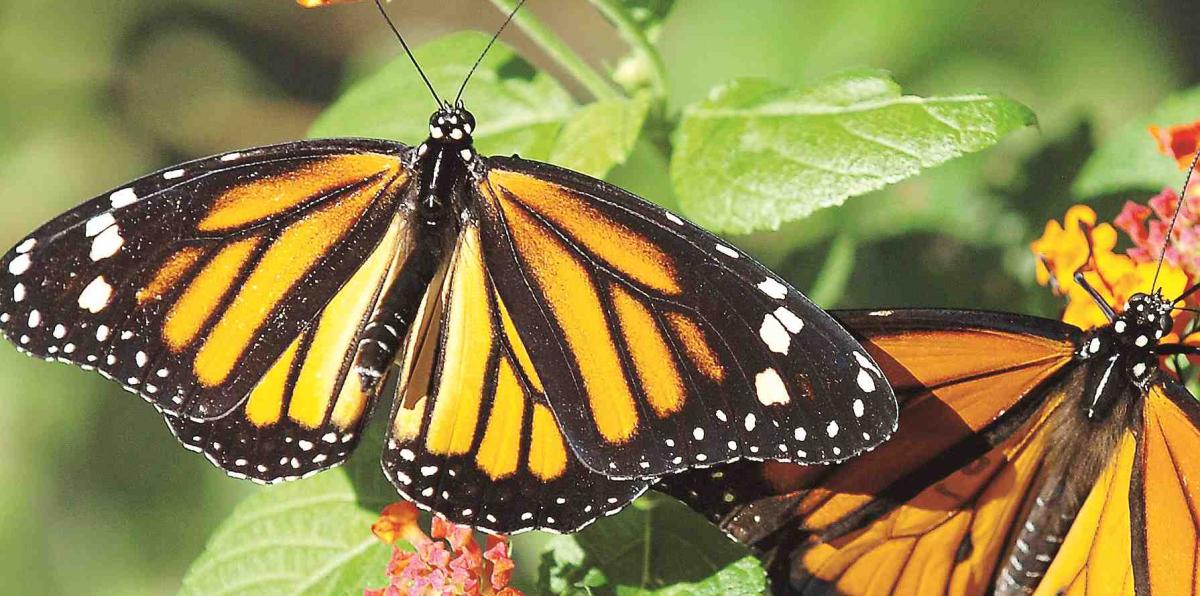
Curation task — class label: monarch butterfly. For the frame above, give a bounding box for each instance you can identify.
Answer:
[0,0,896,534]
[659,181,1200,591]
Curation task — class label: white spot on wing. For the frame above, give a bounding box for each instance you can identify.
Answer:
[693,427,705,440]
[744,413,756,431]
[853,351,882,376]
[856,368,876,393]
[827,420,839,437]
[757,278,787,300]
[109,188,138,208]
[163,169,185,180]
[759,313,790,354]
[27,310,40,328]
[220,152,242,161]
[715,244,739,258]
[15,238,35,253]
[85,214,116,237]
[853,398,865,417]
[665,212,684,225]
[78,276,114,313]
[773,307,804,333]
[90,226,124,261]
[9,254,31,275]
[754,368,789,406]
[12,283,24,302]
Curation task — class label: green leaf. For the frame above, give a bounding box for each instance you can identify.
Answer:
[524,494,765,595]
[309,31,575,160]
[179,425,395,596]
[549,93,652,178]
[1071,86,1200,197]
[670,70,1037,234]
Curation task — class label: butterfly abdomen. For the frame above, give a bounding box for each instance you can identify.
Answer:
[995,478,1079,594]
[995,364,1138,593]
[353,231,450,390]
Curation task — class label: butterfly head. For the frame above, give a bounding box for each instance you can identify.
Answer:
[1116,292,1173,346]
[427,104,476,147]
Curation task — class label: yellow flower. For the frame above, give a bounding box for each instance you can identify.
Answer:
[1033,205,1188,330]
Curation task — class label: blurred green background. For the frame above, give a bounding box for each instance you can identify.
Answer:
[0,0,1195,593]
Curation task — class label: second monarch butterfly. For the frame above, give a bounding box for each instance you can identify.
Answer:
[0,1,896,534]
[658,158,1200,592]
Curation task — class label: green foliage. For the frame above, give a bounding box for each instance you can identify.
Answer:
[671,71,1036,233]
[550,93,652,178]
[524,495,764,595]
[179,427,394,596]
[1072,86,1200,197]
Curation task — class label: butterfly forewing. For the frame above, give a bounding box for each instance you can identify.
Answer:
[380,222,649,533]
[0,139,411,422]
[472,159,896,478]
[163,198,425,482]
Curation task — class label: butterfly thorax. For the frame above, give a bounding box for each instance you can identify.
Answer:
[1075,291,1172,420]
[413,106,478,220]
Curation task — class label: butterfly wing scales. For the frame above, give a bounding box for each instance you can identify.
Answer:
[472,159,896,479]
[0,139,411,423]
[1131,381,1200,595]
[1034,428,1137,595]
[381,223,648,534]
[164,205,420,482]
[658,308,1080,594]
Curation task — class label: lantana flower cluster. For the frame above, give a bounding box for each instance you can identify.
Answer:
[365,502,522,596]
[1032,120,1200,361]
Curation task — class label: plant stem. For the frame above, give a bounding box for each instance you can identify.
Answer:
[486,0,620,101]
[809,233,857,306]
[584,0,667,97]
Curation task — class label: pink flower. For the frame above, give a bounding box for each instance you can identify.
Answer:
[1116,185,1200,279]
[365,502,523,596]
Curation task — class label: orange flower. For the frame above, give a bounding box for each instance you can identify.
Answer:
[1150,120,1200,169]
[1032,205,1188,330]
[365,502,522,596]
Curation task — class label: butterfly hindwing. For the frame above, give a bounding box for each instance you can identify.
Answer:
[472,158,897,478]
[381,223,649,534]
[1037,382,1200,595]
[1131,381,1200,595]
[0,139,411,423]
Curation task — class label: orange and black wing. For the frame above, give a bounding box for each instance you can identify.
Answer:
[1036,381,1200,595]
[0,139,421,480]
[381,221,648,534]
[658,308,1081,594]
[470,158,897,480]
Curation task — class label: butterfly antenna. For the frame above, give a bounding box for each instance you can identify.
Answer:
[453,0,528,106]
[374,0,442,108]
[1153,146,1200,293]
